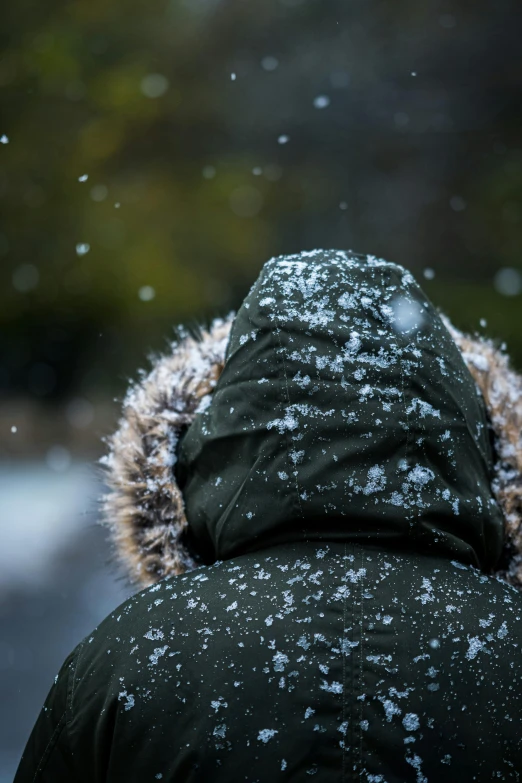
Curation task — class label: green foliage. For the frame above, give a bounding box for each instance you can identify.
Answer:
[0,0,520,398]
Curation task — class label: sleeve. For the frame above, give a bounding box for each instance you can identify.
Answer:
[13,641,85,783]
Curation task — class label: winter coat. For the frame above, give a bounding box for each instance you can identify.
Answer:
[15,249,522,783]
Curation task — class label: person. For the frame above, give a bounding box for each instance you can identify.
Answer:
[14,249,522,782]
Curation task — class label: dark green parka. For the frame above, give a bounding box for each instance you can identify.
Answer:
[15,251,522,782]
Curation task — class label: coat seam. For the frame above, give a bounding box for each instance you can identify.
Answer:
[68,639,85,723]
[65,638,86,777]
[274,324,305,520]
[397,286,413,526]
[342,542,347,783]
[30,710,67,782]
[351,543,362,782]
[350,545,356,782]
[415,327,430,513]
[358,545,365,782]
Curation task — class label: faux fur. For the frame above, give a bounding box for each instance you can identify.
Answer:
[443,318,522,587]
[102,313,522,589]
[102,315,234,587]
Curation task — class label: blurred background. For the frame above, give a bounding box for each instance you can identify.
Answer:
[0,0,521,777]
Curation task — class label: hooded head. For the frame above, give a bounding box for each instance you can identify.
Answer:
[103,250,522,588]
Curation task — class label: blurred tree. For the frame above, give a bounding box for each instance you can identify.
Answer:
[0,0,520,404]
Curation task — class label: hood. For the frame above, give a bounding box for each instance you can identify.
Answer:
[103,250,522,588]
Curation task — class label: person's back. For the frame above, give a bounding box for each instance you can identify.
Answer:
[15,250,522,782]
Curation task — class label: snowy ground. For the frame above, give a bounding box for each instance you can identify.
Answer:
[0,461,131,782]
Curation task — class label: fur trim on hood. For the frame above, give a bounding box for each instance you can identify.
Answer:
[102,315,234,587]
[443,318,522,587]
[102,314,522,589]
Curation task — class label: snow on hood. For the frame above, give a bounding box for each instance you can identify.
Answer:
[102,251,522,588]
